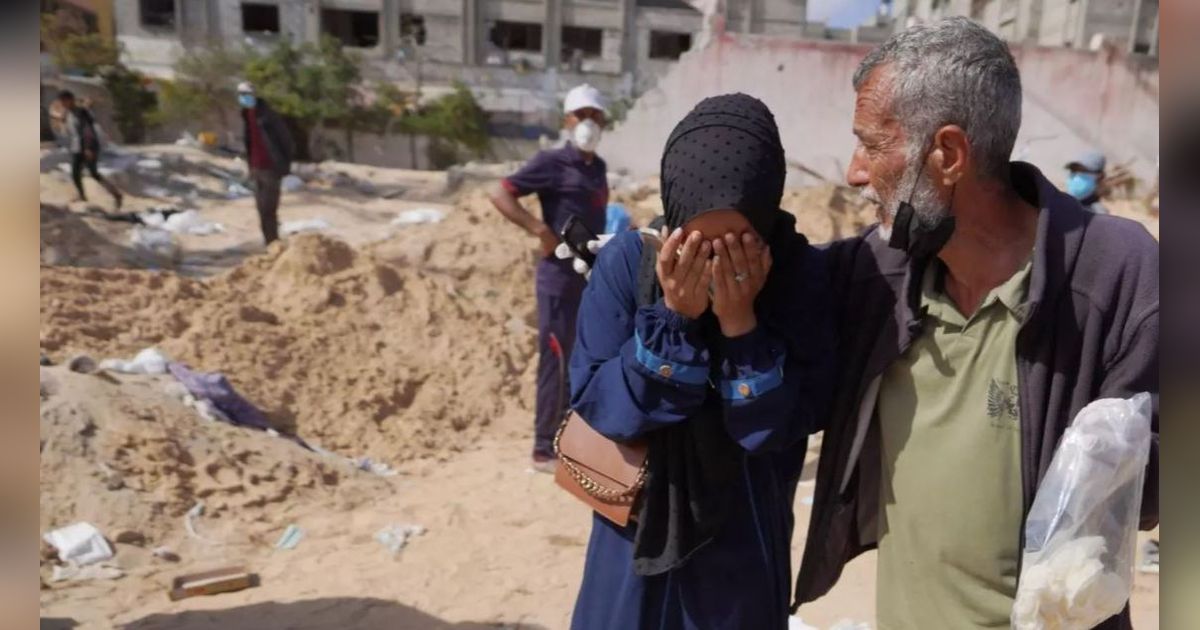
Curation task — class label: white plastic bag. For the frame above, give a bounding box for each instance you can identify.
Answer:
[43,522,114,566]
[1012,393,1153,630]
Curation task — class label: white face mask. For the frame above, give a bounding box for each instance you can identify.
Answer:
[572,119,602,153]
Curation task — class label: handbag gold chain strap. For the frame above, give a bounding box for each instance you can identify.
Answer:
[553,416,648,503]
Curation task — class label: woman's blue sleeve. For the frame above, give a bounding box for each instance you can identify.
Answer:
[568,233,713,442]
[713,249,836,454]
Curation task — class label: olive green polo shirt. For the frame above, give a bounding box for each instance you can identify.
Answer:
[875,256,1032,629]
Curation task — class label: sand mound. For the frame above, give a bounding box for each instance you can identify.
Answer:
[40,204,140,269]
[42,220,539,464]
[39,367,393,558]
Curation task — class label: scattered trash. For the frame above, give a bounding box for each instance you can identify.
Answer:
[1139,539,1159,574]
[392,208,446,226]
[281,174,305,193]
[355,457,399,477]
[50,563,123,583]
[274,524,304,550]
[129,226,181,266]
[175,131,200,148]
[43,522,113,566]
[168,363,273,431]
[504,317,534,338]
[280,218,331,236]
[829,620,871,630]
[66,354,97,374]
[182,393,231,423]
[142,185,172,199]
[140,209,224,236]
[787,617,819,630]
[151,547,181,562]
[136,158,163,171]
[226,181,252,199]
[99,347,170,375]
[375,524,426,555]
[184,501,217,544]
[169,566,259,601]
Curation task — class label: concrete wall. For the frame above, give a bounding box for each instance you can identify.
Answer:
[1082,0,1138,47]
[114,0,187,77]
[602,31,1159,190]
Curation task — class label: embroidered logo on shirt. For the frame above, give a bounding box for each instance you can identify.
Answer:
[987,379,1020,426]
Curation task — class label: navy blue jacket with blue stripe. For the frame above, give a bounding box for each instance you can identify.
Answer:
[567,228,835,629]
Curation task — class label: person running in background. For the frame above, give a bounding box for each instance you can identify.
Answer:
[238,81,294,245]
[57,90,123,210]
[488,84,610,472]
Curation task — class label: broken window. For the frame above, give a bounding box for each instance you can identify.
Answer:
[321,9,380,48]
[242,3,280,35]
[562,26,603,58]
[139,0,175,29]
[648,31,691,60]
[489,21,543,53]
[400,13,426,46]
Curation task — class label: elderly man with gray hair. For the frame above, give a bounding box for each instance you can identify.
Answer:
[793,17,1158,629]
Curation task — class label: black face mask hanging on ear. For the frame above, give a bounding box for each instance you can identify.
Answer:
[887,152,957,260]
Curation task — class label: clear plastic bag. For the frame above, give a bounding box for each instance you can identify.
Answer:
[1012,393,1153,630]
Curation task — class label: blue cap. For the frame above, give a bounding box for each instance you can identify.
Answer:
[1066,150,1106,173]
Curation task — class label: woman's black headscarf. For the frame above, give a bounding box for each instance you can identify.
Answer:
[632,93,797,575]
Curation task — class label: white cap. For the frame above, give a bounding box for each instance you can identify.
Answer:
[237,81,255,94]
[563,84,606,114]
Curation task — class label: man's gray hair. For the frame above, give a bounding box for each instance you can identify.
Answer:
[853,17,1022,181]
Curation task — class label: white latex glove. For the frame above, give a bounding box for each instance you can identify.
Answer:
[555,233,616,278]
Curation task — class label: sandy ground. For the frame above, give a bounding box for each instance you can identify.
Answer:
[39,145,1159,629]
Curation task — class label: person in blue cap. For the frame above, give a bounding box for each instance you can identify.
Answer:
[1065,150,1109,214]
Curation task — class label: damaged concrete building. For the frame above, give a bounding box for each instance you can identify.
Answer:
[112,0,726,104]
[881,0,1158,55]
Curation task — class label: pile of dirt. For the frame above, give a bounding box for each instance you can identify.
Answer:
[39,366,394,565]
[41,220,540,464]
[611,179,875,242]
[40,204,143,269]
[779,184,876,242]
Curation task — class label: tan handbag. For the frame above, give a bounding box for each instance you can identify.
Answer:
[553,410,649,527]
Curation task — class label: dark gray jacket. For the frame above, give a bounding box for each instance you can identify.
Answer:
[241,98,293,177]
[794,162,1159,630]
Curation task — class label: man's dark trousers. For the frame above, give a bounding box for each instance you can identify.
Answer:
[533,257,586,458]
[251,168,281,244]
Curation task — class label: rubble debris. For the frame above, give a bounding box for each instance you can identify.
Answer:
[66,354,97,374]
[168,566,259,601]
[281,218,331,235]
[281,174,305,193]
[50,563,123,583]
[375,523,426,555]
[99,347,169,375]
[392,208,445,226]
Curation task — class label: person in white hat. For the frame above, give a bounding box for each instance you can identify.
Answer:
[488,83,610,472]
[237,81,295,244]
